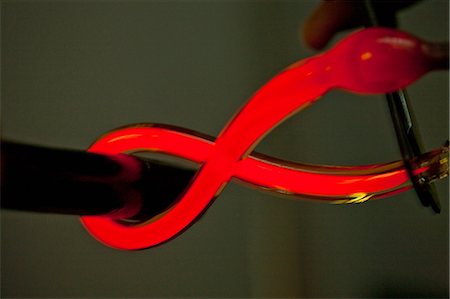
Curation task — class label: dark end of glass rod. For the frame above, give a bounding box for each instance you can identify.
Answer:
[1,140,196,219]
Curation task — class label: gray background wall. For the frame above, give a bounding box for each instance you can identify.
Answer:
[1,1,448,297]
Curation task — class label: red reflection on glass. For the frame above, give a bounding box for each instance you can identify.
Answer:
[81,28,440,250]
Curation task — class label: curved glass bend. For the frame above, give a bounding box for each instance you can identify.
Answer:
[85,125,446,201]
[81,27,447,250]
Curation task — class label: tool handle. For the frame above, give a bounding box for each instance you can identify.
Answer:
[1,140,195,219]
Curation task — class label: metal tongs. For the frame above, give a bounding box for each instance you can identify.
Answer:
[364,0,443,212]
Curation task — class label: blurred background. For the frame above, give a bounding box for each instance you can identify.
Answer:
[1,0,448,297]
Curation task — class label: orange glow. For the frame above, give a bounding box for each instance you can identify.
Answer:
[81,28,441,250]
[361,52,373,60]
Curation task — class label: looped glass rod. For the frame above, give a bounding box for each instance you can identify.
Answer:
[81,28,449,250]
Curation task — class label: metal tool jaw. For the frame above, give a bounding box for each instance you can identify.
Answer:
[410,142,449,212]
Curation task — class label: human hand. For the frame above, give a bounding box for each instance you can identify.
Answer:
[303,0,419,49]
[302,0,448,69]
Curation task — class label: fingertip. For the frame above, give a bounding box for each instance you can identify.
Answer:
[302,2,332,50]
[302,0,362,50]
[302,22,329,50]
[421,42,449,70]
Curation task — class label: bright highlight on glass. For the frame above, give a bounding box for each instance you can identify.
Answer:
[81,28,448,250]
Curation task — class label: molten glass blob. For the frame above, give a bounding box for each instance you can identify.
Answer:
[81,27,447,250]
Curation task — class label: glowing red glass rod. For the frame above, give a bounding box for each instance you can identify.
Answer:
[81,28,446,250]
